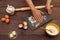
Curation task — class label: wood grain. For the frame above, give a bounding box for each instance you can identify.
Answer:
[0,0,60,40]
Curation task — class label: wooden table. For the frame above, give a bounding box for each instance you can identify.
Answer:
[0,0,60,40]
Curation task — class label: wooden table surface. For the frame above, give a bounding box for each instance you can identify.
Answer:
[0,0,60,40]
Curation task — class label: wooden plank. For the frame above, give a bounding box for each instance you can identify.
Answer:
[0,0,60,40]
[52,7,60,20]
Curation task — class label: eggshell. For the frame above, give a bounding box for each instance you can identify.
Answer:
[12,31,16,36]
[10,34,13,38]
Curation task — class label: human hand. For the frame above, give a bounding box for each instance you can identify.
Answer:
[46,5,52,14]
[32,10,43,23]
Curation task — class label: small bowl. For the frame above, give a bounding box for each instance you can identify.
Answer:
[46,23,60,36]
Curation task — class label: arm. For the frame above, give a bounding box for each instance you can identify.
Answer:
[46,0,52,6]
[46,0,52,14]
[25,0,36,11]
[25,0,43,22]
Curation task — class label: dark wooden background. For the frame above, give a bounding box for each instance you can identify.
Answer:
[0,0,60,40]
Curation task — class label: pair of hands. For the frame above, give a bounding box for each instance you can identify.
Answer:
[25,0,52,23]
[32,6,52,23]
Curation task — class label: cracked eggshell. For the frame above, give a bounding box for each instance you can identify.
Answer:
[12,31,16,36]
[6,5,15,14]
[10,34,13,38]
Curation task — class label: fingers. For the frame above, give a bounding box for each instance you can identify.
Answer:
[34,13,43,23]
[38,10,44,14]
[36,11,43,22]
[48,9,52,14]
[33,14,38,22]
[36,16,43,23]
[38,15,43,22]
[32,10,43,23]
[45,6,52,14]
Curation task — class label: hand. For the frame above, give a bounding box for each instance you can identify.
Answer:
[46,5,52,14]
[32,10,43,23]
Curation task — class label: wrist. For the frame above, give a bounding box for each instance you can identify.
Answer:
[46,4,50,7]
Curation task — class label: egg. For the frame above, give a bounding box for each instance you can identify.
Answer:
[4,15,9,19]
[18,24,23,28]
[1,18,6,22]
[5,19,10,23]
[23,26,28,30]
[23,21,27,26]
